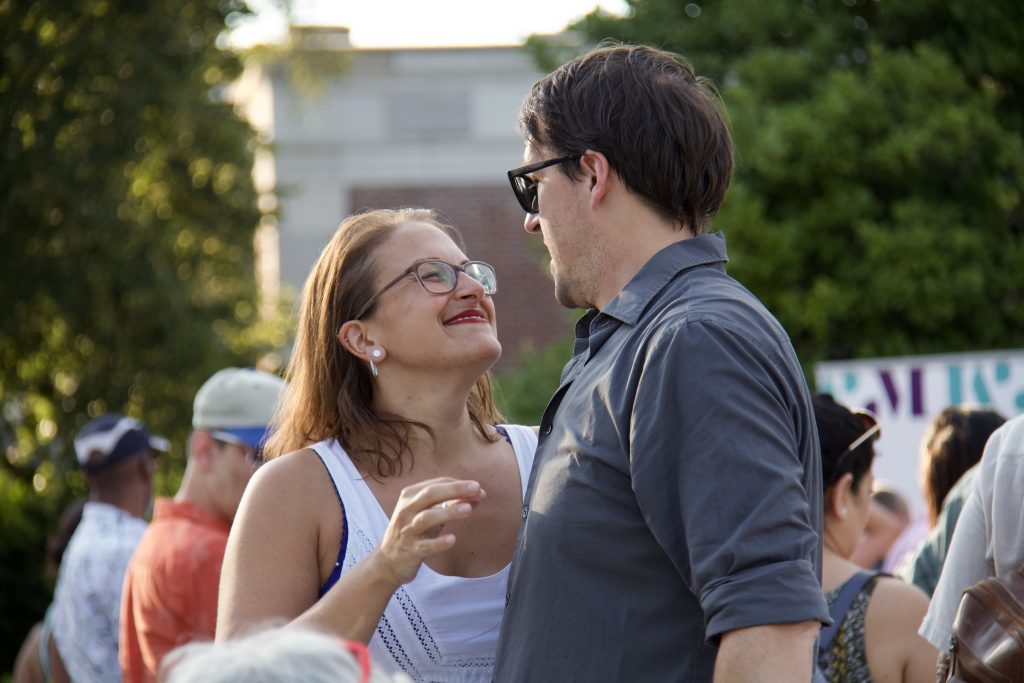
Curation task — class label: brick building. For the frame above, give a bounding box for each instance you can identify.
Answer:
[234,27,572,370]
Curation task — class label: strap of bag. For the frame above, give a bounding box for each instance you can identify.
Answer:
[819,571,878,653]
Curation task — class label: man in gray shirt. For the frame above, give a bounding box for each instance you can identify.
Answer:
[496,44,829,681]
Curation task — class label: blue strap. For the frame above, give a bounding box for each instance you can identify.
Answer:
[819,571,878,653]
[314,453,348,598]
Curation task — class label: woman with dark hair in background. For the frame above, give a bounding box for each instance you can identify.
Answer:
[900,405,1006,596]
[813,394,937,683]
[919,406,1006,529]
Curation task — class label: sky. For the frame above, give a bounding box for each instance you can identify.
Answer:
[232,0,629,49]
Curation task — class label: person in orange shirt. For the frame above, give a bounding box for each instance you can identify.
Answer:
[119,368,285,683]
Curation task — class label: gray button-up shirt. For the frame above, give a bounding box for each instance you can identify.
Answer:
[494,233,829,682]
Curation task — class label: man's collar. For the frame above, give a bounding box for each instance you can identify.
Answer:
[599,232,729,325]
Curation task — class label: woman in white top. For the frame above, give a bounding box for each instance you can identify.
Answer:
[217,208,537,682]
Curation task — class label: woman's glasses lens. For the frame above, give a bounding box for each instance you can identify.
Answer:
[414,261,497,295]
[465,263,497,294]
[416,261,458,292]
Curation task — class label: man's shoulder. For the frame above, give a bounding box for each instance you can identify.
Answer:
[643,292,793,366]
[653,264,784,334]
[133,511,227,574]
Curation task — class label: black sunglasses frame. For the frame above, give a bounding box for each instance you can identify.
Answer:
[211,431,264,467]
[506,154,582,213]
[354,259,497,320]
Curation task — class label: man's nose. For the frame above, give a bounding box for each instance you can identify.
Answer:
[524,212,541,233]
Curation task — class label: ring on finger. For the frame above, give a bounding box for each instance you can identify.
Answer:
[440,501,450,511]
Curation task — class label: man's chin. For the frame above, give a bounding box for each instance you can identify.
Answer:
[553,281,585,310]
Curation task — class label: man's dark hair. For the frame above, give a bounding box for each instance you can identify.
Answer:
[518,43,734,234]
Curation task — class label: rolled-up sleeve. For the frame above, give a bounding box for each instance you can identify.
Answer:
[630,319,828,642]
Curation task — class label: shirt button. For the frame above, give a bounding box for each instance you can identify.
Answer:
[542,424,553,435]
[521,505,529,519]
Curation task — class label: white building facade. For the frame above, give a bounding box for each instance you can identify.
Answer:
[236,28,572,369]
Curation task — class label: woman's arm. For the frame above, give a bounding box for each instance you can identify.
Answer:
[216,450,484,643]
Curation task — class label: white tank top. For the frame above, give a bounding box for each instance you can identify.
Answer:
[309,425,537,683]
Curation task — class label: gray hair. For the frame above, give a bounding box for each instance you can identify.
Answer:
[161,626,410,683]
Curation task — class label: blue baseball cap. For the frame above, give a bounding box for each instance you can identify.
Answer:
[74,414,169,473]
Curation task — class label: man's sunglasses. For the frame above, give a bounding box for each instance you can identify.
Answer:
[211,430,264,467]
[354,259,497,320]
[506,154,582,213]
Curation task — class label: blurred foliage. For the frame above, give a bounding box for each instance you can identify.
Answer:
[495,334,576,426]
[526,0,1024,366]
[245,28,353,98]
[0,0,291,671]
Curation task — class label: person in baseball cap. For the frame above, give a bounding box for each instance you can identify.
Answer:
[74,414,170,473]
[50,413,165,683]
[120,368,285,683]
[191,367,285,458]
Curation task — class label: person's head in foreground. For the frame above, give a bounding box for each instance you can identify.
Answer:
[160,627,410,683]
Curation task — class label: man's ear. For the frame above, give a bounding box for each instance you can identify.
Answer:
[338,321,379,362]
[138,453,155,484]
[579,149,614,210]
[190,430,216,473]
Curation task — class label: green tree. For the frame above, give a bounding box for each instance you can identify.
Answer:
[495,334,576,425]
[530,0,1024,364]
[0,0,289,669]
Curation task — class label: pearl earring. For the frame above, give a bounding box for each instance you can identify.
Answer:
[369,349,382,378]
[840,506,848,517]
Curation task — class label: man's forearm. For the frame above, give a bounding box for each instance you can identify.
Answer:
[714,621,820,683]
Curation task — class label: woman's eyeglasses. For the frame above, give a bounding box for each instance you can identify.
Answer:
[836,409,882,465]
[506,154,582,213]
[355,259,497,320]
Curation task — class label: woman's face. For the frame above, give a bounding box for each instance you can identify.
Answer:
[362,221,501,374]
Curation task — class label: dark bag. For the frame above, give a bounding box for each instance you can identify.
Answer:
[938,565,1024,683]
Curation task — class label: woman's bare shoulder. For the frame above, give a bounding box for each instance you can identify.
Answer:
[870,574,930,612]
[864,575,939,682]
[242,448,335,519]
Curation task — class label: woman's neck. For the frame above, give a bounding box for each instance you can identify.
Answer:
[368,367,493,468]
[821,543,863,593]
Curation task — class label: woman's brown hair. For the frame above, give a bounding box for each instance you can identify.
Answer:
[264,208,504,476]
[920,405,1005,527]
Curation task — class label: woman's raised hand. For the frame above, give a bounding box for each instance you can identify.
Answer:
[370,477,485,588]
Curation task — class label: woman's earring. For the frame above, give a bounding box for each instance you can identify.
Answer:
[840,506,848,517]
[369,349,382,379]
